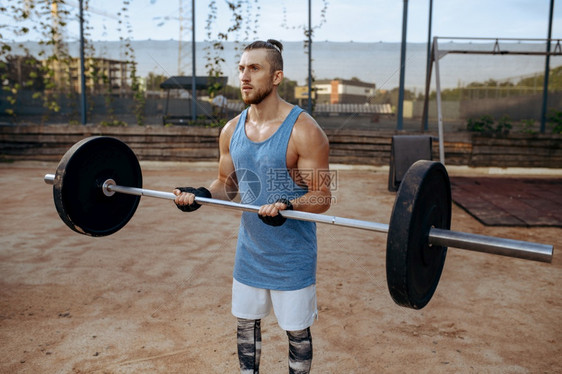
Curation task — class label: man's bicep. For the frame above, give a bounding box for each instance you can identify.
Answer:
[211,121,238,200]
[218,152,237,188]
[297,127,331,191]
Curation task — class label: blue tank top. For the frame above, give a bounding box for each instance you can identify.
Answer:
[230,106,317,291]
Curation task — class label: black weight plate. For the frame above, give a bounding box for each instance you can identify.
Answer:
[386,160,451,309]
[53,136,142,237]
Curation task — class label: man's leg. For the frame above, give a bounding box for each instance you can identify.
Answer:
[287,327,313,374]
[237,318,262,374]
[270,284,316,374]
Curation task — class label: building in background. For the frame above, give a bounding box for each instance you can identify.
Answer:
[315,79,376,104]
[48,57,132,96]
[295,78,376,106]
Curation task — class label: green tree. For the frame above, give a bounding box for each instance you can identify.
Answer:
[0,54,45,91]
[517,66,562,90]
[146,73,168,91]
[278,77,298,103]
[204,1,261,98]
[1,0,142,123]
[373,88,415,106]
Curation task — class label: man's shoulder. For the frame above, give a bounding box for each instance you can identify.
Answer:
[294,110,326,137]
[221,113,242,137]
[290,112,329,155]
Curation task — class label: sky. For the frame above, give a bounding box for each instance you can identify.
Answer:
[1,0,561,44]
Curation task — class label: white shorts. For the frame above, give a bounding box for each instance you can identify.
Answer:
[231,278,318,331]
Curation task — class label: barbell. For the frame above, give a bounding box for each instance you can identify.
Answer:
[43,136,554,310]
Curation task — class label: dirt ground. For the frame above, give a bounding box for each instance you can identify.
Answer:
[0,160,560,374]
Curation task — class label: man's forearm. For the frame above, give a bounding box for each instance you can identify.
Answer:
[290,190,332,214]
[209,179,238,201]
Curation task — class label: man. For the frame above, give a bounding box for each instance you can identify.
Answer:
[174,39,331,374]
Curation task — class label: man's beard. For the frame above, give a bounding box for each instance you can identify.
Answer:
[241,81,274,105]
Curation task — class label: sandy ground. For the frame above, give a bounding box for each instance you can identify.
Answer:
[0,160,560,374]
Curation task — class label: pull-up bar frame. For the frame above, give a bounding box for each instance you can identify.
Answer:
[422,37,562,164]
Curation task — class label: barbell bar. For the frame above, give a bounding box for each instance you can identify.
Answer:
[43,136,554,310]
[43,173,553,264]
